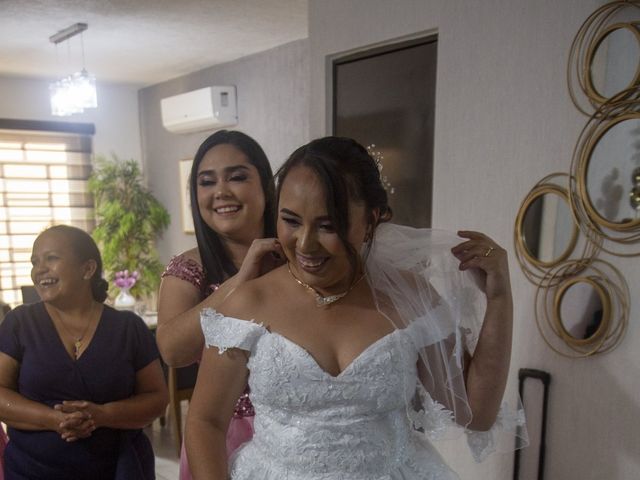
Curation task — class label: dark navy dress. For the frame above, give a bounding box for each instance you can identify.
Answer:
[0,303,159,480]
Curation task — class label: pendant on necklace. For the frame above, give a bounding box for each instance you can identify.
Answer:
[314,292,348,307]
[74,340,82,359]
[287,262,364,308]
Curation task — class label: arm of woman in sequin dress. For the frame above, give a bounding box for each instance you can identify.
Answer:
[156,249,207,367]
[157,239,282,367]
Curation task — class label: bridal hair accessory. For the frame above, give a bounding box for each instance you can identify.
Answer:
[287,262,364,307]
[484,247,495,257]
[366,144,395,195]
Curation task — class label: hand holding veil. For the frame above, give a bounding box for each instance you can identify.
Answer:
[365,223,527,461]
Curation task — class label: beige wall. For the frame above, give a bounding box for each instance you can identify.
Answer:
[0,75,142,162]
[310,0,639,478]
[138,39,310,262]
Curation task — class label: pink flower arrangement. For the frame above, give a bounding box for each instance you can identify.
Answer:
[114,270,139,289]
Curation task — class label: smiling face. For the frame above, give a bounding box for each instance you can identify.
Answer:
[30,230,95,307]
[277,165,369,295]
[196,143,266,243]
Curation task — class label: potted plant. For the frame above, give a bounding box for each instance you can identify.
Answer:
[89,155,170,303]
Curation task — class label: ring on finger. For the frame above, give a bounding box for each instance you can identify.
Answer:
[483,246,495,257]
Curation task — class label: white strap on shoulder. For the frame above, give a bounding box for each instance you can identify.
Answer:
[200,308,266,354]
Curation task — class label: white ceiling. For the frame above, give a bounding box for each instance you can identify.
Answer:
[0,0,308,86]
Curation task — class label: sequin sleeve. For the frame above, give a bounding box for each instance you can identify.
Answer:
[162,254,219,296]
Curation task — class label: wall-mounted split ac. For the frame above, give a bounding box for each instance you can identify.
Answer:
[160,86,238,134]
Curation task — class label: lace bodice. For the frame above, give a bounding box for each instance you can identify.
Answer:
[202,310,462,480]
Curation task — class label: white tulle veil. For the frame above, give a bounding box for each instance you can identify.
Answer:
[365,223,527,461]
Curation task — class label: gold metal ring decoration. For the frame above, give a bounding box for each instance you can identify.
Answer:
[515,1,635,358]
[568,85,640,256]
[534,258,629,357]
[568,0,640,115]
[514,173,600,286]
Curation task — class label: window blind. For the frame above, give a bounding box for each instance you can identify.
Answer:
[0,129,94,306]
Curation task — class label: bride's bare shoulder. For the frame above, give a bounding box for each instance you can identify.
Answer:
[219,265,288,319]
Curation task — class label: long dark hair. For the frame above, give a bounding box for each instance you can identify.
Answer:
[275,136,392,283]
[41,225,109,302]
[189,130,276,285]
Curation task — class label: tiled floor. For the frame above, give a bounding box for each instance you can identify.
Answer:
[145,415,181,480]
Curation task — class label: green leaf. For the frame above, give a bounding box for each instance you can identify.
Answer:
[89,154,171,300]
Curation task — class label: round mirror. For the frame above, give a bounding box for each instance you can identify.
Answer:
[584,115,640,228]
[554,277,610,345]
[587,23,640,103]
[518,186,578,267]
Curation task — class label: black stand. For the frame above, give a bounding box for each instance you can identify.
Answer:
[513,368,551,480]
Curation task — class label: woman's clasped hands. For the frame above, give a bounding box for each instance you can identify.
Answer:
[53,400,97,442]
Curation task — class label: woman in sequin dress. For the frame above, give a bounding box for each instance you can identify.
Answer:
[0,426,6,480]
[156,130,282,479]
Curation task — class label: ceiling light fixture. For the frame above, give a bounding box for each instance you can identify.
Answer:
[49,22,98,117]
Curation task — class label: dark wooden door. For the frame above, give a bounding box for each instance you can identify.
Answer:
[333,37,437,228]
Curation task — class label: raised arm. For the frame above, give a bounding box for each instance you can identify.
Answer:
[451,230,513,431]
[156,265,207,367]
[156,239,282,367]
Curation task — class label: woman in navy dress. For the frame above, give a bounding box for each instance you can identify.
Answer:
[0,225,168,479]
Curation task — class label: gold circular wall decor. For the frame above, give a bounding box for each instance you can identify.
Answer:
[584,22,640,105]
[534,258,629,357]
[577,113,640,231]
[514,173,599,285]
[522,1,636,360]
[553,276,611,347]
[569,85,640,256]
[568,0,640,115]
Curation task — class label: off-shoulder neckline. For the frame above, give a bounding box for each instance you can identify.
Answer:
[208,310,401,378]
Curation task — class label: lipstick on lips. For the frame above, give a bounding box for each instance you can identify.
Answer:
[214,204,242,215]
[295,253,329,273]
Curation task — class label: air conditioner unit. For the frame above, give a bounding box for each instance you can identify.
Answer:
[160,86,237,134]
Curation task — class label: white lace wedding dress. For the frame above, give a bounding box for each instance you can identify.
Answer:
[202,310,465,480]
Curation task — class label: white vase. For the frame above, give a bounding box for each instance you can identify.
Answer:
[114,287,136,310]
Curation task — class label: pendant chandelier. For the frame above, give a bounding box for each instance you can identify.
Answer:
[49,23,98,117]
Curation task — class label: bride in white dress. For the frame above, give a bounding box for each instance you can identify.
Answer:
[186,137,525,479]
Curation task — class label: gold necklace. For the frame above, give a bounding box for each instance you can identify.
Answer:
[286,262,365,307]
[50,302,97,359]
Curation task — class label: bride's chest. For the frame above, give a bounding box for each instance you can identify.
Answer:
[246,331,417,413]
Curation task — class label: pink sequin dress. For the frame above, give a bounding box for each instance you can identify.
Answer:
[162,254,255,480]
[0,426,7,480]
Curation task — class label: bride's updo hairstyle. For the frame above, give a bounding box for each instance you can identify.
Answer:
[275,136,392,282]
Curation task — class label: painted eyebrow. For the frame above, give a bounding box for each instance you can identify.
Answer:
[198,164,250,177]
[279,208,300,217]
[279,208,332,222]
